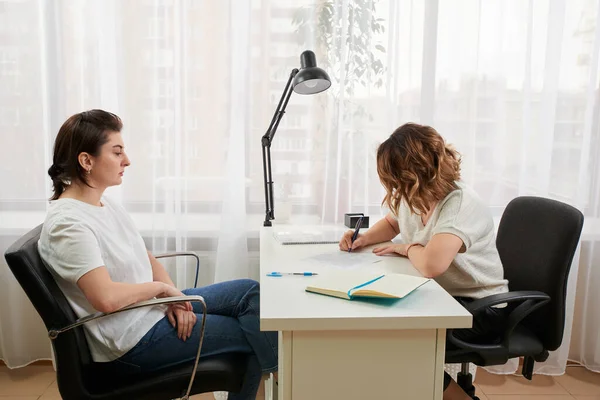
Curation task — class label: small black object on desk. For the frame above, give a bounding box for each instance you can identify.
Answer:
[345,213,369,229]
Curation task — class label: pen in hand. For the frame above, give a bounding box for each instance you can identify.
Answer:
[348,216,365,253]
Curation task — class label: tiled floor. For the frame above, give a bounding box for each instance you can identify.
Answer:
[0,362,599,399]
[471,367,600,400]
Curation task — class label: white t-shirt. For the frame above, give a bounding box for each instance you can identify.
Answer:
[38,196,166,362]
[397,182,509,299]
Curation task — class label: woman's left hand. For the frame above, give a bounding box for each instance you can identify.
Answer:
[372,243,410,257]
[167,304,197,341]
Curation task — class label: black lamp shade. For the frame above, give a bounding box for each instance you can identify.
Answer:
[292,50,331,95]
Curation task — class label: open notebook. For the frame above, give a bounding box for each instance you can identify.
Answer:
[305,271,430,300]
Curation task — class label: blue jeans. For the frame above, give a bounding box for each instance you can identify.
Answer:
[108,279,278,400]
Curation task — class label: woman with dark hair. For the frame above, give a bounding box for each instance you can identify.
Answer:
[339,123,509,400]
[39,109,277,400]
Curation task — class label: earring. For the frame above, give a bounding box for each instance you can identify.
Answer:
[86,169,91,174]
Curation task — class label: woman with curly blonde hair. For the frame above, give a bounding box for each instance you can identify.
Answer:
[339,123,508,400]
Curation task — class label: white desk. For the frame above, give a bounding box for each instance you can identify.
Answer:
[260,226,472,400]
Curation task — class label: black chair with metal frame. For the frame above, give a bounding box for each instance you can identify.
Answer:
[4,224,249,400]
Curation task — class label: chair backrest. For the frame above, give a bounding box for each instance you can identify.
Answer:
[4,225,93,399]
[496,196,584,351]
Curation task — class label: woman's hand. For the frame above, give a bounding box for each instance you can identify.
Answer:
[158,284,195,340]
[372,243,410,257]
[339,230,368,252]
[158,283,184,298]
[157,283,193,311]
[166,304,197,341]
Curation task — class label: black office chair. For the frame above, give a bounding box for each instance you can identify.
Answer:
[445,196,584,399]
[4,225,249,400]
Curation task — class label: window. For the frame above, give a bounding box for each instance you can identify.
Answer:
[187,144,200,159]
[150,140,165,159]
[290,183,310,198]
[189,85,201,100]
[147,17,167,39]
[477,98,497,119]
[188,116,199,131]
[0,48,18,77]
[143,49,174,68]
[270,18,293,34]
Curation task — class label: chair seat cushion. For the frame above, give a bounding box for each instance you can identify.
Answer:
[445,325,544,367]
[507,325,545,358]
[79,353,249,400]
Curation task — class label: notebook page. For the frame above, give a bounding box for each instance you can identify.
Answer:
[306,272,386,294]
[353,274,430,298]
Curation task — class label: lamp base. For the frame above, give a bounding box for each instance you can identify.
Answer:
[263,219,272,227]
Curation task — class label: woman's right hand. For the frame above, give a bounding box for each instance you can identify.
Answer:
[167,303,197,341]
[158,283,196,341]
[158,283,192,312]
[339,230,368,252]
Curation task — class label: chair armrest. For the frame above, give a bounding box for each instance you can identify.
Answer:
[154,252,200,288]
[49,295,207,400]
[447,291,550,353]
[48,295,204,339]
[463,291,550,315]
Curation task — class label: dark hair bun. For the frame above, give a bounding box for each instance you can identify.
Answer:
[48,164,64,179]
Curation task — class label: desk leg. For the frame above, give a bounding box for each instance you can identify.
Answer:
[278,329,444,400]
[278,331,292,400]
[434,329,447,400]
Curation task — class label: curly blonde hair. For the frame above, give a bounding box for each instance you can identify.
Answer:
[377,123,461,216]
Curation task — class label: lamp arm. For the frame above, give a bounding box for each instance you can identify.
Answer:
[262,68,299,227]
[262,68,299,146]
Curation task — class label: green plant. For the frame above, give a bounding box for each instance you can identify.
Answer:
[292,0,386,122]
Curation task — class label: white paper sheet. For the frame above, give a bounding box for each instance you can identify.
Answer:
[302,251,382,269]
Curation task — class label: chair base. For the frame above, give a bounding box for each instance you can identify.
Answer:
[457,370,479,400]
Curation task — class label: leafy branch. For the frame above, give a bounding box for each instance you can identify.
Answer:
[292,0,387,107]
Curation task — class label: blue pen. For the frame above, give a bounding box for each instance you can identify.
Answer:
[267,272,319,277]
[348,216,365,253]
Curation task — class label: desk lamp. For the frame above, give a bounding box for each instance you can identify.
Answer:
[261,50,331,227]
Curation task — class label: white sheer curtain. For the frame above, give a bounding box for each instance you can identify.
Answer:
[0,0,599,378]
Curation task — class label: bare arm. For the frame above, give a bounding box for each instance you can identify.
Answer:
[148,251,176,287]
[407,233,464,278]
[341,212,400,251]
[362,212,400,245]
[147,251,196,341]
[77,267,180,313]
